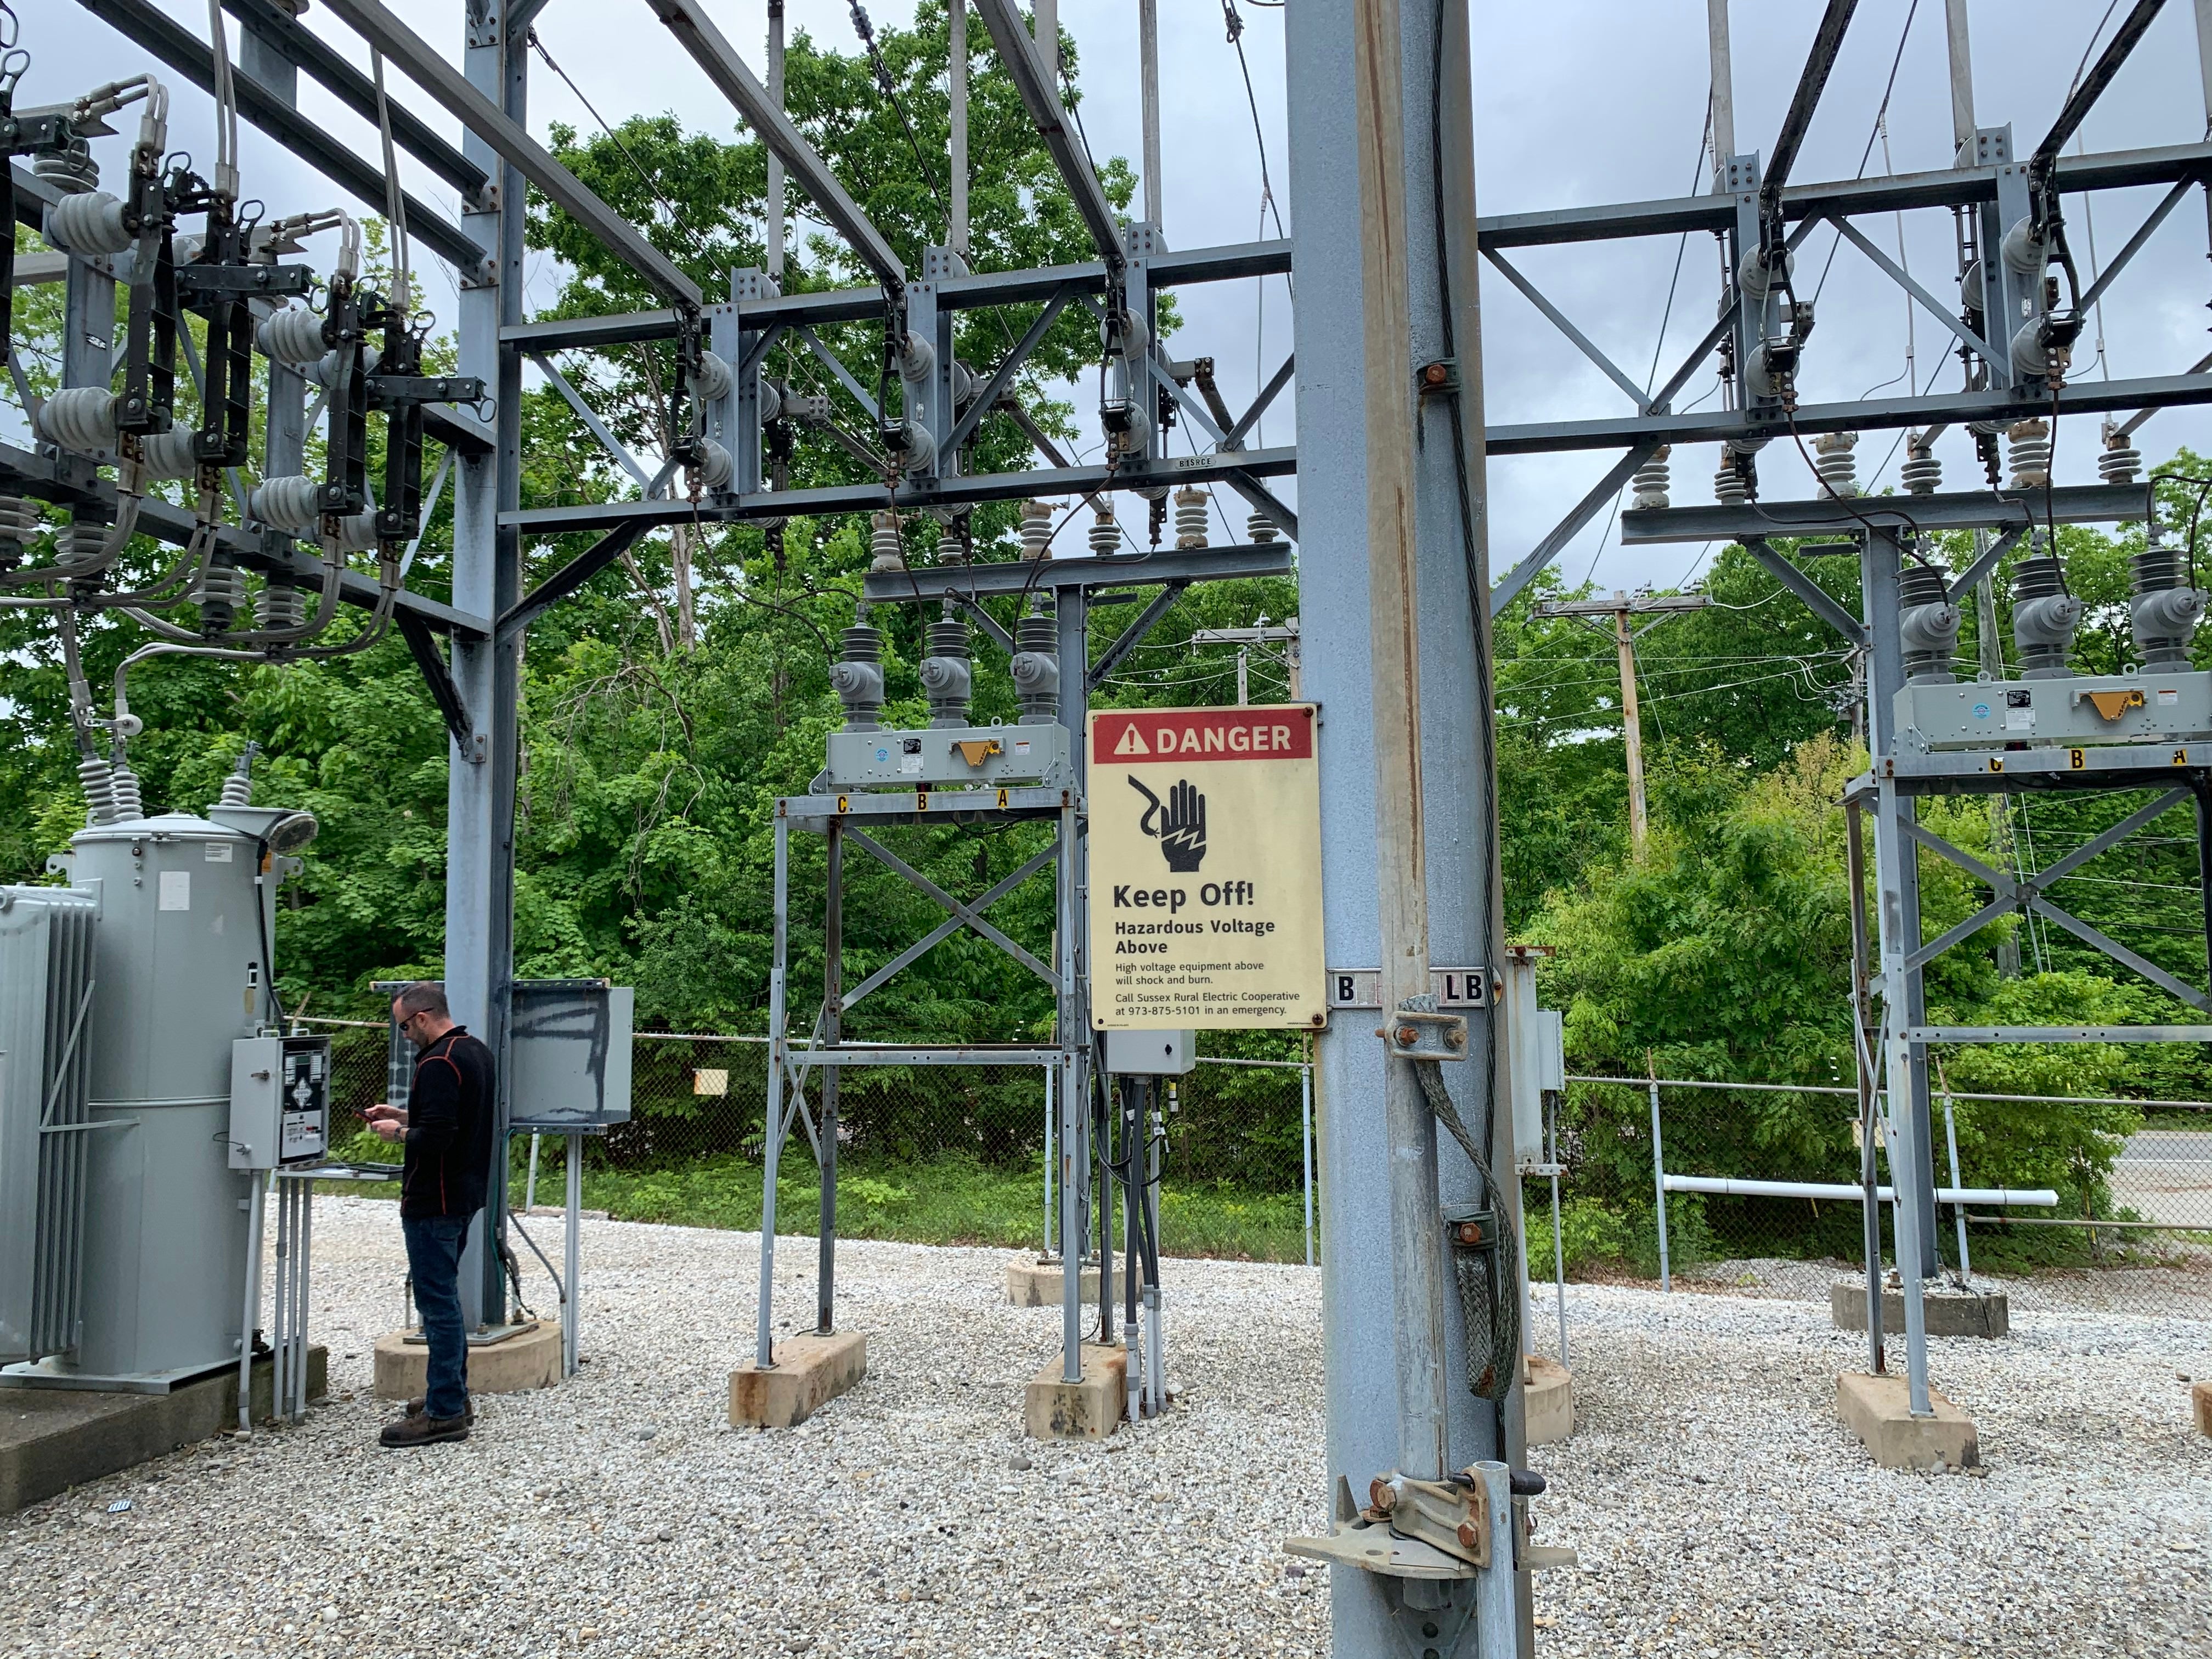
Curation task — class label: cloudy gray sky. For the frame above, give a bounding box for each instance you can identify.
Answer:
[21,2,2212,591]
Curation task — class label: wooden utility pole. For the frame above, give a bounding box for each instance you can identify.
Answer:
[1536,590,1711,857]
[1191,616,1301,703]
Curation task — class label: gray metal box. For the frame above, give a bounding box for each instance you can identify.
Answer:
[509,981,634,1130]
[821,723,1074,792]
[1102,1028,1196,1076]
[228,1035,331,1170]
[1896,670,2212,752]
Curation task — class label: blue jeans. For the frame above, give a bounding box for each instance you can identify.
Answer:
[402,1214,473,1420]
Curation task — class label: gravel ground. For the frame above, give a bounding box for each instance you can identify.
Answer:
[2,1197,2207,1657]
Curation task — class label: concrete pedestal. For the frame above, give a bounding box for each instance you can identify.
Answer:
[2,1348,326,1514]
[1831,1278,2009,1339]
[373,1322,561,1401]
[727,1331,868,1429]
[1024,1342,1127,1441]
[1006,1255,1144,1307]
[1837,1372,1980,1470]
[1523,1354,1573,1446]
[2193,1380,2211,1439]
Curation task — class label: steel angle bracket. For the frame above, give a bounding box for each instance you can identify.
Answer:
[1383,1005,1470,1062]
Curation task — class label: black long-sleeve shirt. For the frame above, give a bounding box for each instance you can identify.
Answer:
[402,1028,494,1220]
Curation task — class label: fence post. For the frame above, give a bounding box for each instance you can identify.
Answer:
[563,1130,582,1379]
[1300,1061,1315,1268]
[524,1132,541,1212]
[1548,1091,1567,1367]
[1649,1075,1671,1292]
[1043,1064,1056,1257]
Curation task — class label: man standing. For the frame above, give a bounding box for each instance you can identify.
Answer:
[363,983,494,1447]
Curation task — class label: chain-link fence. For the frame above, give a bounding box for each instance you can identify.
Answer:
[1516,1075,2212,1328]
[317,1025,1316,1261]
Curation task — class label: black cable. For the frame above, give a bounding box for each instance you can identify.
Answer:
[845,3,950,226]
[1222,3,1287,245]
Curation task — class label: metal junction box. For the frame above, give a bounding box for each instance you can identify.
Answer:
[822,723,1074,792]
[507,980,634,1130]
[1102,1028,1197,1075]
[1896,670,2212,753]
[228,1035,331,1171]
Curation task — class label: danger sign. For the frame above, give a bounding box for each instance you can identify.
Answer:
[1088,705,1325,1030]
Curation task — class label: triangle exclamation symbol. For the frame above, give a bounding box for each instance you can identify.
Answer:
[1113,723,1150,757]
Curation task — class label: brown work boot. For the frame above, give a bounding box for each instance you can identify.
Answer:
[380,1411,469,1448]
[404,1395,476,1426]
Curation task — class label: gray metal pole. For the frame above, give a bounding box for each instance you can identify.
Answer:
[1057,799,1084,1384]
[1138,0,1163,228]
[564,1131,581,1378]
[1648,1077,1671,1291]
[755,815,790,1370]
[819,823,842,1336]
[237,1169,265,1433]
[1548,1095,1566,1367]
[2193,0,2212,132]
[453,0,528,1333]
[1942,0,1977,158]
[1846,799,1885,1374]
[1292,0,1520,1646]
[1871,774,1936,1417]
[1706,0,1735,177]
[1043,1062,1055,1255]
[1972,534,2021,978]
[1300,1062,1314,1268]
[1941,1083,1971,1280]
[524,1132,541,1211]
[766,0,786,282]
[949,0,969,257]
[1033,0,1059,79]
[1861,531,1939,1280]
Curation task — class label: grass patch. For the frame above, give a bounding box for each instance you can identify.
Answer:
[325,1138,1313,1265]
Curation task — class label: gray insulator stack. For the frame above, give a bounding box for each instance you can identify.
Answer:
[829,623,885,730]
[45,190,132,256]
[108,763,145,822]
[256,304,330,368]
[256,577,306,632]
[1629,447,1671,510]
[53,520,110,574]
[2097,425,2141,487]
[191,561,247,631]
[1088,508,1119,557]
[1009,612,1061,725]
[1173,487,1210,549]
[0,495,41,569]
[918,616,973,728]
[691,349,733,404]
[1900,436,1942,496]
[1898,562,1962,685]
[693,438,733,492]
[1019,499,1056,561]
[869,510,906,574]
[2006,419,2052,490]
[218,757,256,810]
[1813,431,1860,498]
[77,756,120,826]
[140,425,200,483]
[37,386,119,455]
[1246,511,1280,546]
[251,475,322,538]
[2130,542,2207,670]
[33,138,99,195]
[2008,550,2081,679]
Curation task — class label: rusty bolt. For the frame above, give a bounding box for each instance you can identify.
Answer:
[1395,1024,1419,1046]
[1367,1477,1397,1514]
[1447,1028,1467,1048]
[1456,1520,1480,1550]
[1452,1221,1484,1246]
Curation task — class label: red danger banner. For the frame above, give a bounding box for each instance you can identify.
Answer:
[1090,704,1316,765]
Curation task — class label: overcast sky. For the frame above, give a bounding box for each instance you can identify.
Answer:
[21,2,2212,591]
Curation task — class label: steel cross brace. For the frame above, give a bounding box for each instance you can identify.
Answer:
[1742,538,1869,645]
[838,831,1060,1006]
[1088,583,1189,689]
[941,291,1073,456]
[1819,215,2000,365]
[1482,247,1653,411]
[528,353,652,489]
[1897,789,2208,1009]
[1226,354,1296,449]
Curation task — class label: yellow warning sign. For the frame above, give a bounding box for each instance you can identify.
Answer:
[1087,704,1326,1030]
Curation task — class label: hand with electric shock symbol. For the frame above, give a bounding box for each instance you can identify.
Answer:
[1128,775,1207,873]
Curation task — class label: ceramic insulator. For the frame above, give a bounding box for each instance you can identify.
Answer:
[1088,509,1120,557]
[1629,447,1671,511]
[37,387,119,455]
[1246,512,1280,546]
[1813,431,1859,498]
[870,510,906,573]
[1173,487,1210,549]
[2006,420,2052,490]
[1019,499,1056,561]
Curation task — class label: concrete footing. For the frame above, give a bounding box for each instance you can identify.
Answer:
[373,1321,562,1401]
[1524,1355,1573,1445]
[727,1331,868,1429]
[1837,1372,1980,1470]
[1831,1278,2009,1339]
[1024,1342,1127,1441]
[2,1348,327,1514]
[1006,1255,1144,1307]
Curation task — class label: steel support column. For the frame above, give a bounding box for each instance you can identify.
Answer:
[449,0,526,1329]
[1290,1,1520,1652]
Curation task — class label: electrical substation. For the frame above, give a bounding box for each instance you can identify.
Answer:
[3,1,2211,1655]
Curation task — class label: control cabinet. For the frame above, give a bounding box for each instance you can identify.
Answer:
[820,722,1075,792]
[1896,670,2212,752]
[228,1035,331,1170]
[1102,1028,1197,1075]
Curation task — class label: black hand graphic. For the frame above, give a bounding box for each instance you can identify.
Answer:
[1127,775,1207,872]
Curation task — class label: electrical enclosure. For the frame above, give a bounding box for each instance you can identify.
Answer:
[1895,670,2212,751]
[228,1035,332,1171]
[1102,1028,1196,1075]
[821,723,1075,791]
